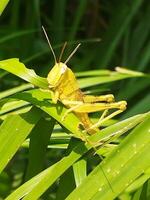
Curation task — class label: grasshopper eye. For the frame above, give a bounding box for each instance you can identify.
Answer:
[60,64,67,74]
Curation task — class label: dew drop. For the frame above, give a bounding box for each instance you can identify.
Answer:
[134,150,137,154]
[133,143,137,148]
[107,168,111,173]
[116,170,120,175]
[98,187,102,191]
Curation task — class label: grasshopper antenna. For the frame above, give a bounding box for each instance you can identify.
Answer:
[42,26,57,64]
[64,43,81,64]
[58,41,67,63]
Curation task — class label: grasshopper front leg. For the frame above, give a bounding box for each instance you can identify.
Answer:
[61,102,83,121]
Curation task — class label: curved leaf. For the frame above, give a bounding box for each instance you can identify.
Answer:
[0,59,146,91]
[0,58,48,88]
[66,116,150,200]
[0,107,42,173]
[5,112,149,200]
[0,0,10,15]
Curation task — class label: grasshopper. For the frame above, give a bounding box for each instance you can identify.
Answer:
[42,27,127,140]
[42,27,127,192]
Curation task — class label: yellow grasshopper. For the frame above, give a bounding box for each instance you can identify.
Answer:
[42,27,127,141]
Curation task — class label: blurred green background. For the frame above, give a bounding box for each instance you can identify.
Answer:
[0,1,150,199]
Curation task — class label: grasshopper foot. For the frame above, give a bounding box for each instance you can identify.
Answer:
[118,101,127,111]
[106,94,115,102]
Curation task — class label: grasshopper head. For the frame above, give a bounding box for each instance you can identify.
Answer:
[47,62,67,88]
[42,27,80,89]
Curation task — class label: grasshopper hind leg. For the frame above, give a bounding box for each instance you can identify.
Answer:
[86,103,127,132]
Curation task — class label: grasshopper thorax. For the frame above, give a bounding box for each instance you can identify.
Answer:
[47,62,67,88]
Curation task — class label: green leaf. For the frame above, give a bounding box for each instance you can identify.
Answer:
[56,167,76,200]
[122,94,150,118]
[0,83,32,100]
[96,0,143,67]
[5,113,148,200]
[52,0,67,43]
[0,58,48,88]
[13,89,84,139]
[125,168,150,193]
[66,116,150,200]
[73,159,87,187]
[0,99,30,115]
[0,0,10,15]
[25,117,55,181]
[78,72,144,88]
[0,30,37,44]
[68,0,87,41]
[0,107,42,173]
[0,59,146,92]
